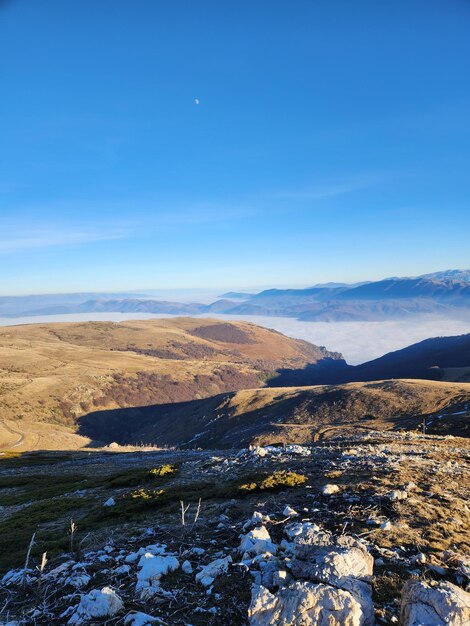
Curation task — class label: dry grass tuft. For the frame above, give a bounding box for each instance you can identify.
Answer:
[239,470,307,492]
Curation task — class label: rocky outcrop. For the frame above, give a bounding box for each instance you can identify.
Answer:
[249,581,372,626]
[249,529,374,626]
[400,580,470,626]
[290,530,374,587]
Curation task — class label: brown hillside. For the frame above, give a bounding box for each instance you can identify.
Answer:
[0,318,340,450]
[87,379,470,448]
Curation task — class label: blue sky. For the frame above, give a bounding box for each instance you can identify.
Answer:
[0,0,469,294]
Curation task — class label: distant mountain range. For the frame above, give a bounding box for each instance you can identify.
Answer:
[2,269,470,322]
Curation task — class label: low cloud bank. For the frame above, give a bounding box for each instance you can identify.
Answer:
[208,314,470,364]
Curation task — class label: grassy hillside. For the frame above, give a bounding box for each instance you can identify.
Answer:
[0,318,342,450]
[81,379,470,448]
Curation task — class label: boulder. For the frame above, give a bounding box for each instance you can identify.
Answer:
[240,526,277,556]
[400,580,470,626]
[291,531,373,588]
[68,587,123,624]
[195,555,232,587]
[248,581,374,626]
[135,553,179,597]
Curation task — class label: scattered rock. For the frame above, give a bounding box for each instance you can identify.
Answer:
[285,521,320,539]
[64,572,91,589]
[195,555,232,587]
[322,484,340,496]
[244,511,271,530]
[413,552,427,565]
[124,612,161,625]
[182,560,193,574]
[104,497,116,507]
[240,526,277,556]
[283,505,298,517]
[250,446,268,458]
[388,489,408,501]
[291,531,374,587]
[136,554,179,597]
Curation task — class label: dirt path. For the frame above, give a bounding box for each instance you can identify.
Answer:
[0,420,25,450]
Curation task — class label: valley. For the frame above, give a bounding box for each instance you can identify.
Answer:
[0,318,343,450]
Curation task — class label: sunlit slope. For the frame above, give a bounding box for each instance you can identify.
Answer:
[0,318,341,450]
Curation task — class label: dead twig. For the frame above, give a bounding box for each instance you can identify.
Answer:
[22,532,36,589]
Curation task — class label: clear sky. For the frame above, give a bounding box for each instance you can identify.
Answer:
[0,0,469,294]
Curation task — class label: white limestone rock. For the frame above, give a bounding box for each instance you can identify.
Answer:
[124,612,161,625]
[136,554,179,596]
[195,555,232,587]
[248,581,374,626]
[68,587,123,624]
[291,531,373,587]
[322,484,340,496]
[244,511,271,530]
[285,521,320,539]
[251,446,268,458]
[388,489,408,501]
[283,505,298,517]
[64,572,91,589]
[400,580,470,626]
[240,526,277,556]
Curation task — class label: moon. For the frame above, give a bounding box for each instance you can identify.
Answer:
[194,98,200,105]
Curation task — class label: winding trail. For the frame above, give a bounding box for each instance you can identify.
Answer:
[0,420,25,450]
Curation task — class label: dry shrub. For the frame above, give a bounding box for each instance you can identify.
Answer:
[239,470,307,492]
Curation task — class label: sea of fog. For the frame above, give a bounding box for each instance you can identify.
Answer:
[1,312,470,365]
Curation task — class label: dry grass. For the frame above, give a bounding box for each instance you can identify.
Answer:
[239,470,307,492]
[0,318,328,451]
[129,379,470,449]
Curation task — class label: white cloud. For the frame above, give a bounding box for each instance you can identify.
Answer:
[0,226,127,253]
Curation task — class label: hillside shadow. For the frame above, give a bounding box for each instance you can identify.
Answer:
[267,357,351,387]
[77,359,354,446]
[77,394,235,447]
[77,390,321,449]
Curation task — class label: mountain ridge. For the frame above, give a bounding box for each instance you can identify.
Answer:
[4,269,470,322]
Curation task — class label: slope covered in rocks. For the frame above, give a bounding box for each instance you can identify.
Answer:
[0,431,468,624]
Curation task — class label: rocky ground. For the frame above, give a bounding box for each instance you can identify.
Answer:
[0,431,468,625]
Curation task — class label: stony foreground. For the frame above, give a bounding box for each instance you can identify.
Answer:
[0,431,468,624]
